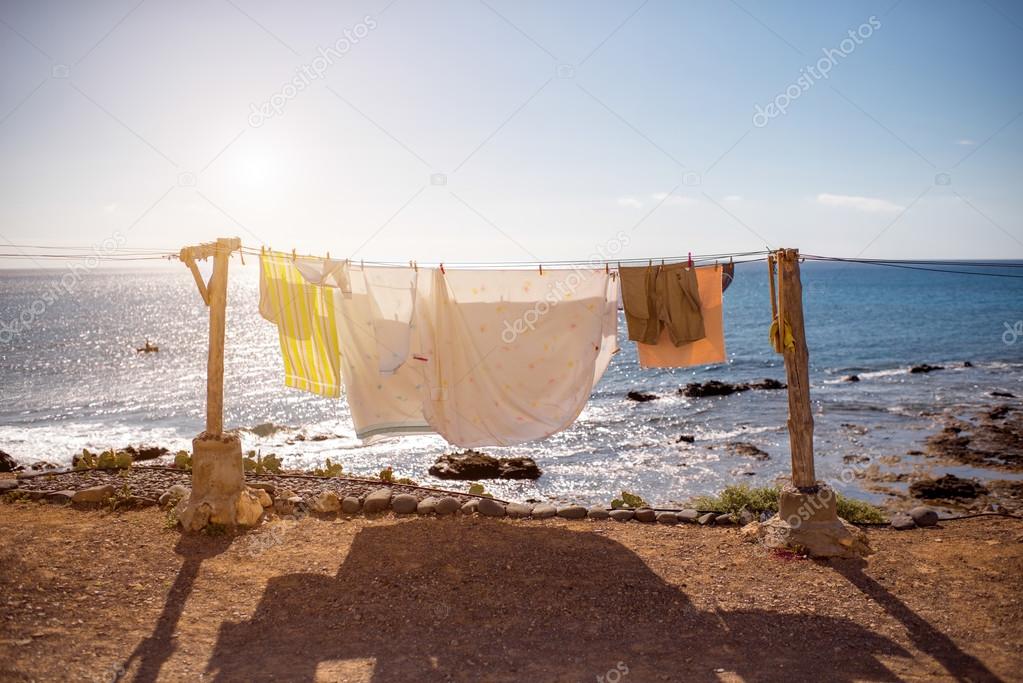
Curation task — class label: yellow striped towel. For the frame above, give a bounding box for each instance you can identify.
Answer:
[259,252,342,398]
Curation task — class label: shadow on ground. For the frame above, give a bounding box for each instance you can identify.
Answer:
[127,519,976,682]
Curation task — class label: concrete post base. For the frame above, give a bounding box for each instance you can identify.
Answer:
[743,483,871,558]
[177,433,263,532]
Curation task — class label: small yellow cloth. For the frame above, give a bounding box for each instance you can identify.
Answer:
[769,317,795,354]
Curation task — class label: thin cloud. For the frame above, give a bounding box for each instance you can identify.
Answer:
[723,194,743,202]
[617,196,644,208]
[650,192,696,206]
[955,139,976,146]
[817,193,904,213]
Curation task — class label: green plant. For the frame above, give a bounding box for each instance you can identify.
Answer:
[836,495,886,524]
[243,451,283,475]
[107,483,134,511]
[202,522,228,537]
[173,451,192,470]
[611,491,648,509]
[163,509,180,529]
[394,477,419,486]
[690,484,886,525]
[2,490,30,504]
[467,483,493,498]
[312,458,344,478]
[75,448,133,471]
[378,466,393,482]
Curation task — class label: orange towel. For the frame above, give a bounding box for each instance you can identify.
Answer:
[637,264,725,368]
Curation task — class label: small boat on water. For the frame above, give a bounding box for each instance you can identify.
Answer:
[136,339,159,354]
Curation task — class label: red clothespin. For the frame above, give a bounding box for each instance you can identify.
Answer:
[440,263,445,275]
[605,262,609,274]
[688,251,694,269]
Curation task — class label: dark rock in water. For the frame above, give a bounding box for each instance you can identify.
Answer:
[843,454,870,465]
[680,380,744,397]
[987,405,1012,420]
[0,450,22,473]
[909,364,944,374]
[123,445,168,461]
[429,450,542,480]
[29,461,59,471]
[909,474,988,500]
[680,378,786,398]
[248,422,291,438]
[844,374,860,382]
[963,361,974,368]
[747,378,787,391]
[627,390,659,402]
[677,434,695,444]
[727,442,770,460]
[991,391,1015,399]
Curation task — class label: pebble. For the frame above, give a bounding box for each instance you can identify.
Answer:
[341,496,361,514]
[697,512,717,525]
[310,491,340,514]
[609,509,634,522]
[557,505,587,520]
[416,496,440,515]
[248,481,276,494]
[532,503,557,519]
[677,509,700,523]
[634,508,656,523]
[159,484,190,509]
[587,506,609,520]
[477,498,506,517]
[72,485,116,505]
[891,513,916,531]
[460,500,479,515]
[656,512,679,525]
[506,502,534,518]
[715,513,735,525]
[363,488,392,513]
[435,497,460,515]
[909,506,939,527]
[391,494,419,515]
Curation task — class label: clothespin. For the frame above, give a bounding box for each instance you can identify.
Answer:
[605,262,609,274]
[326,251,330,260]
[688,251,694,269]
[440,262,445,275]
[539,263,543,276]
[291,248,296,262]
[360,259,364,269]
[260,245,265,255]
[413,260,418,272]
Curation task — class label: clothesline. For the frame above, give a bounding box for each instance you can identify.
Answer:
[2,242,1023,278]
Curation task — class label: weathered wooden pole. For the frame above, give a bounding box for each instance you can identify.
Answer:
[204,237,236,435]
[176,237,263,531]
[749,248,870,557]
[776,248,816,489]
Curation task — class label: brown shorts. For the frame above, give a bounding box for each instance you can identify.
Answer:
[620,263,706,346]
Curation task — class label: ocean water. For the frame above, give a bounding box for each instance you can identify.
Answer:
[1,260,1021,507]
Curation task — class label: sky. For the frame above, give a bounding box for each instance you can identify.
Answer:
[0,0,1021,269]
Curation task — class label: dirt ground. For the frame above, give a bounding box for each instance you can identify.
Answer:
[0,504,1021,683]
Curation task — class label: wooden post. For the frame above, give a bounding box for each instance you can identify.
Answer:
[776,248,816,490]
[179,237,240,436]
[177,237,262,531]
[204,238,237,435]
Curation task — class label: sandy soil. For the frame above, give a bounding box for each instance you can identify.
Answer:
[1,504,1021,682]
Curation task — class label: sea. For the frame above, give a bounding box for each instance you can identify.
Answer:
[2,260,1022,507]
